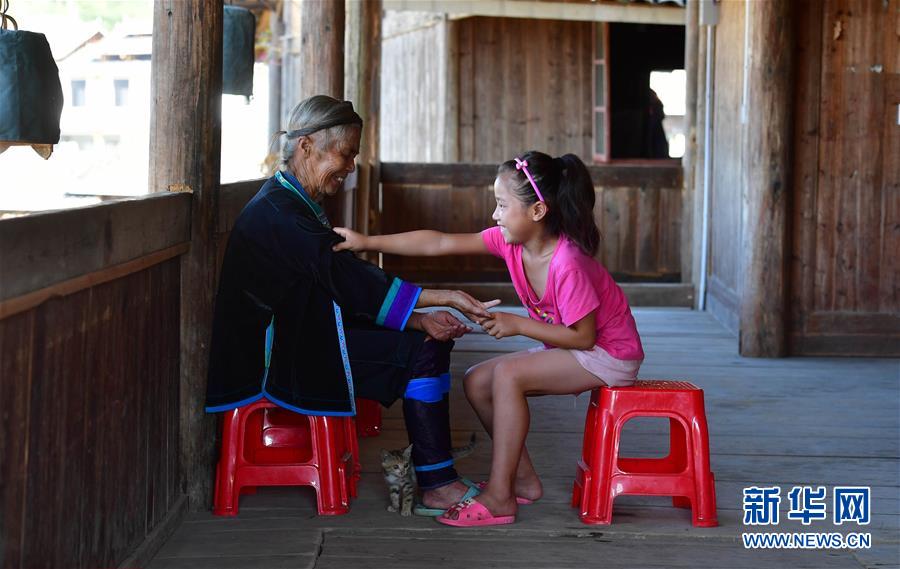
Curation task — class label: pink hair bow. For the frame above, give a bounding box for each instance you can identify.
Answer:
[515,157,545,202]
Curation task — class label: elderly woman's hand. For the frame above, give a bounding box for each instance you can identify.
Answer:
[332,227,367,252]
[420,311,472,341]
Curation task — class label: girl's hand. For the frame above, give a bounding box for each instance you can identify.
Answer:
[332,227,368,252]
[481,312,524,339]
[421,311,472,341]
[445,290,501,322]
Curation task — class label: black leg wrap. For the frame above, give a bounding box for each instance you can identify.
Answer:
[403,338,457,490]
[403,396,458,490]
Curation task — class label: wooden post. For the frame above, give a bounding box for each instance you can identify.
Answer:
[690,21,708,308]
[443,16,459,163]
[281,0,301,127]
[739,0,793,357]
[300,0,345,99]
[347,0,382,237]
[268,6,284,142]
[148,0,222,508]
[680,0,699,285]
[299,0,347,225]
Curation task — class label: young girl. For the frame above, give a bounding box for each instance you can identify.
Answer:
[333,151,644,527]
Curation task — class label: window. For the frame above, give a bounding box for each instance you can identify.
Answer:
[114,79,129,106]
[71,79,86,107]
[591,23,610,162]
[594,23,686,161]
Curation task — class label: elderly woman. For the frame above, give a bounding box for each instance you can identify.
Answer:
[206,95,492,512]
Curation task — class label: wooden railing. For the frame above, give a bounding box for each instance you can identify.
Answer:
[0,192,190,567]
[378,162,683,283]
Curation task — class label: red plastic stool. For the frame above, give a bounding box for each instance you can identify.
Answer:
[572,380,718,527]
[213,398,359,516]
[355,398,382,437]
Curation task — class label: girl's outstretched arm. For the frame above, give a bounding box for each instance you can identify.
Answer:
[332,227,487,257]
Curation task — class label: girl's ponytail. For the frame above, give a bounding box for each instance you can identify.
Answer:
[498,151,601,257]
[554,154,600,257]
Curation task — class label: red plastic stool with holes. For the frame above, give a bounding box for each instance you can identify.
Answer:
[355,398,382,437]
[571,380,718,527]
[213,398,359,516]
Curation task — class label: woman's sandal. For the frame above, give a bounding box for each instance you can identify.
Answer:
[473,480,535,505]
[436,498,516,527]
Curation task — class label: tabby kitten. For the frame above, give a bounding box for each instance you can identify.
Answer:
[380,433,477,516]
[381,445,415,516]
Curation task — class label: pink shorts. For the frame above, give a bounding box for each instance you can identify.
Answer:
[529,345,641,387]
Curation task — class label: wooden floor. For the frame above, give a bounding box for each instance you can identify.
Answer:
[149,309,900,569]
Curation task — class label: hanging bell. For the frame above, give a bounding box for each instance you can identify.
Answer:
[0,2,63,159]
[223,5,255,97]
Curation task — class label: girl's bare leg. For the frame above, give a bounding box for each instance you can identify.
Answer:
[463,351,542,501]
[460,349,600,518]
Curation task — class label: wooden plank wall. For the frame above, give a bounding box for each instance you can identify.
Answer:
[456,16,593,163]
[380,12,455,162]
[789,0,900,356]
[705,0,745,336]
[0,195,189,567]
[379,162,682,282]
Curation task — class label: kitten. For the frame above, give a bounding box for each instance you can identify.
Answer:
[381,445,415,516]
[380,433,478,516]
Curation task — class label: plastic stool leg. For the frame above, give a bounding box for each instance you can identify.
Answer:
[580,408,616,524]
[312,416,350,516]
[690,412,718,527]
[667,417,692,508]
[213,408,242,516]
[572,393,599,509]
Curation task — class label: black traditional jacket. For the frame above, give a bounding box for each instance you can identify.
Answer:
[205,173,422,415]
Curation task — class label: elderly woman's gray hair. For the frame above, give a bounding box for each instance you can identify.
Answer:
[276,95,363,170]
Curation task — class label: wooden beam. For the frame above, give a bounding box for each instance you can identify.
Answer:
[382,0,685,26]
[148,0,223,509]
[739,0,793,357]
[0,243,188,320]
[0,193,191,302]
[380,162,683,188]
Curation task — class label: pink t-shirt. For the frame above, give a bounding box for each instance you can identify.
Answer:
[481,226,644,361]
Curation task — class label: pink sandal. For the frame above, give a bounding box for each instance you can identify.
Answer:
[436,498,516,527]
[474,481,534,505]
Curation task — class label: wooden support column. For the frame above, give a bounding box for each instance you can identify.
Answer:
[299,0,348,225]
[300,0,345,99]
[680,0,699,285]
[148,0,223,508]
[347,0,382,236]
[690,20,708,308]
[268,5,284,141]
[739,0,793,357]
